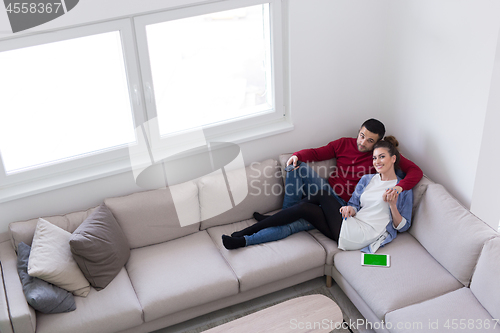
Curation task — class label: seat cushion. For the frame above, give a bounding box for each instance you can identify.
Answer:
[334,233,463,320]
[386,288,500,332]
[206,219,326,292]
[125,231,239,322]
[307,229,341,265]
[36,267,143,333]
[409,184,498,286]
[471,237,500,321]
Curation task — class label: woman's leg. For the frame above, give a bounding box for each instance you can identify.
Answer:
[231,191,343,241]
[303,191,344,242]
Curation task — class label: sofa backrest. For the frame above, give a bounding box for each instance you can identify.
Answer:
[409,184,498,286]
[105,180,200,249]
[9,207,97,251]
[470,237,500,320]
[199,159,283,230]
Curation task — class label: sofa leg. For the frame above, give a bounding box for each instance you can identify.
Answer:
[326,275,332,288]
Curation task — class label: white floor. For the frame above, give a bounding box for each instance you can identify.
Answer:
[152,277,375,333]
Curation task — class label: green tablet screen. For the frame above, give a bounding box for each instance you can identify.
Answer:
[363,254,388,266]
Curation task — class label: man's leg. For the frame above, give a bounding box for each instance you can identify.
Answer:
[244,219,314,246]
[283,163,334,208]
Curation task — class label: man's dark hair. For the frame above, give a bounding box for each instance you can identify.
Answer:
[361,118,385,141]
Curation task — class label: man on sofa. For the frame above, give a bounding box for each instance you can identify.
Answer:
[224,118,423,248]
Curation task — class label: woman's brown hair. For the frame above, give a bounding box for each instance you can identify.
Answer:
[373,135,400,170]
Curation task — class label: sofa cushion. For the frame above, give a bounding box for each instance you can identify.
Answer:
[385,288,499,332]
[105,181,200,249]
[35,267,143,333]
[410,175,432,215]
[125,231,239,322]
[28,219,90,297]
[17,242,76,314]
[199,159,284,230]
[471,237,500,321]
[206,218,326,292]
[70,204,130,290]
[334,232,463,320]
[409,184,498,286]
[307,229,341,265]
[9,207,97,250]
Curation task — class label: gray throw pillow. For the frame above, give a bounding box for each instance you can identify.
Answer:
[16,242,76,313]
[70,203,130,290]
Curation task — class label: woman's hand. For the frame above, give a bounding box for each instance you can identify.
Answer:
[383,188,400,205]
[384,188,403,227]
[339,206,356,220]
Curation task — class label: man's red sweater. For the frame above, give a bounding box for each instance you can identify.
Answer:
[294,137,423,202]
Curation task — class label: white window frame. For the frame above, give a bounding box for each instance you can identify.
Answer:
[0,0,291,204]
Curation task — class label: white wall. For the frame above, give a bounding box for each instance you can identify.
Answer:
[383,0,500,210]
[0,0,391,232]
[470,27,500,229]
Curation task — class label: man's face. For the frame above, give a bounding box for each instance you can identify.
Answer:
[357,126,380,152]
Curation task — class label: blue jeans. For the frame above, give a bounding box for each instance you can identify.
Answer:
[245,219,315,246]
[282,162,346,208]
[245,163,347,246]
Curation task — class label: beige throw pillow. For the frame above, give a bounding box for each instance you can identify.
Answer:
[28,218,90,297]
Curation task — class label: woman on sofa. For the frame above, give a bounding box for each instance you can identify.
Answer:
[222,136,413,253]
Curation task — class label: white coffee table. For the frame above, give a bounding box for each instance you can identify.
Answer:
[204,294,343,333]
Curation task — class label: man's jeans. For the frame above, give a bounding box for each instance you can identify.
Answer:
[245,163,346,246]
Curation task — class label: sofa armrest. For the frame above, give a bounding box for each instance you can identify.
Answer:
[0,261,14,333]
[0,241,36,333]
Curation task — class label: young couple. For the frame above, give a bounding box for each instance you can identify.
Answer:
[222,119,423,253]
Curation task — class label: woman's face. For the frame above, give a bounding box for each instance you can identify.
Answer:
[373,147,396,174]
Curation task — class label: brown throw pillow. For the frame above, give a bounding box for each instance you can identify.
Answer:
[70,204,130,290]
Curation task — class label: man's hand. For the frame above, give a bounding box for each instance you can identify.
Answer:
[286,155,300,170]
[339,206,356,220]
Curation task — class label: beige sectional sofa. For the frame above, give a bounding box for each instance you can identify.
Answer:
[0,156,499,333]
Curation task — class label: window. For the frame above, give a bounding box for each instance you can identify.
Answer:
[0,30,136,174]
[142,4,273,135]
[0,0,288,203]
